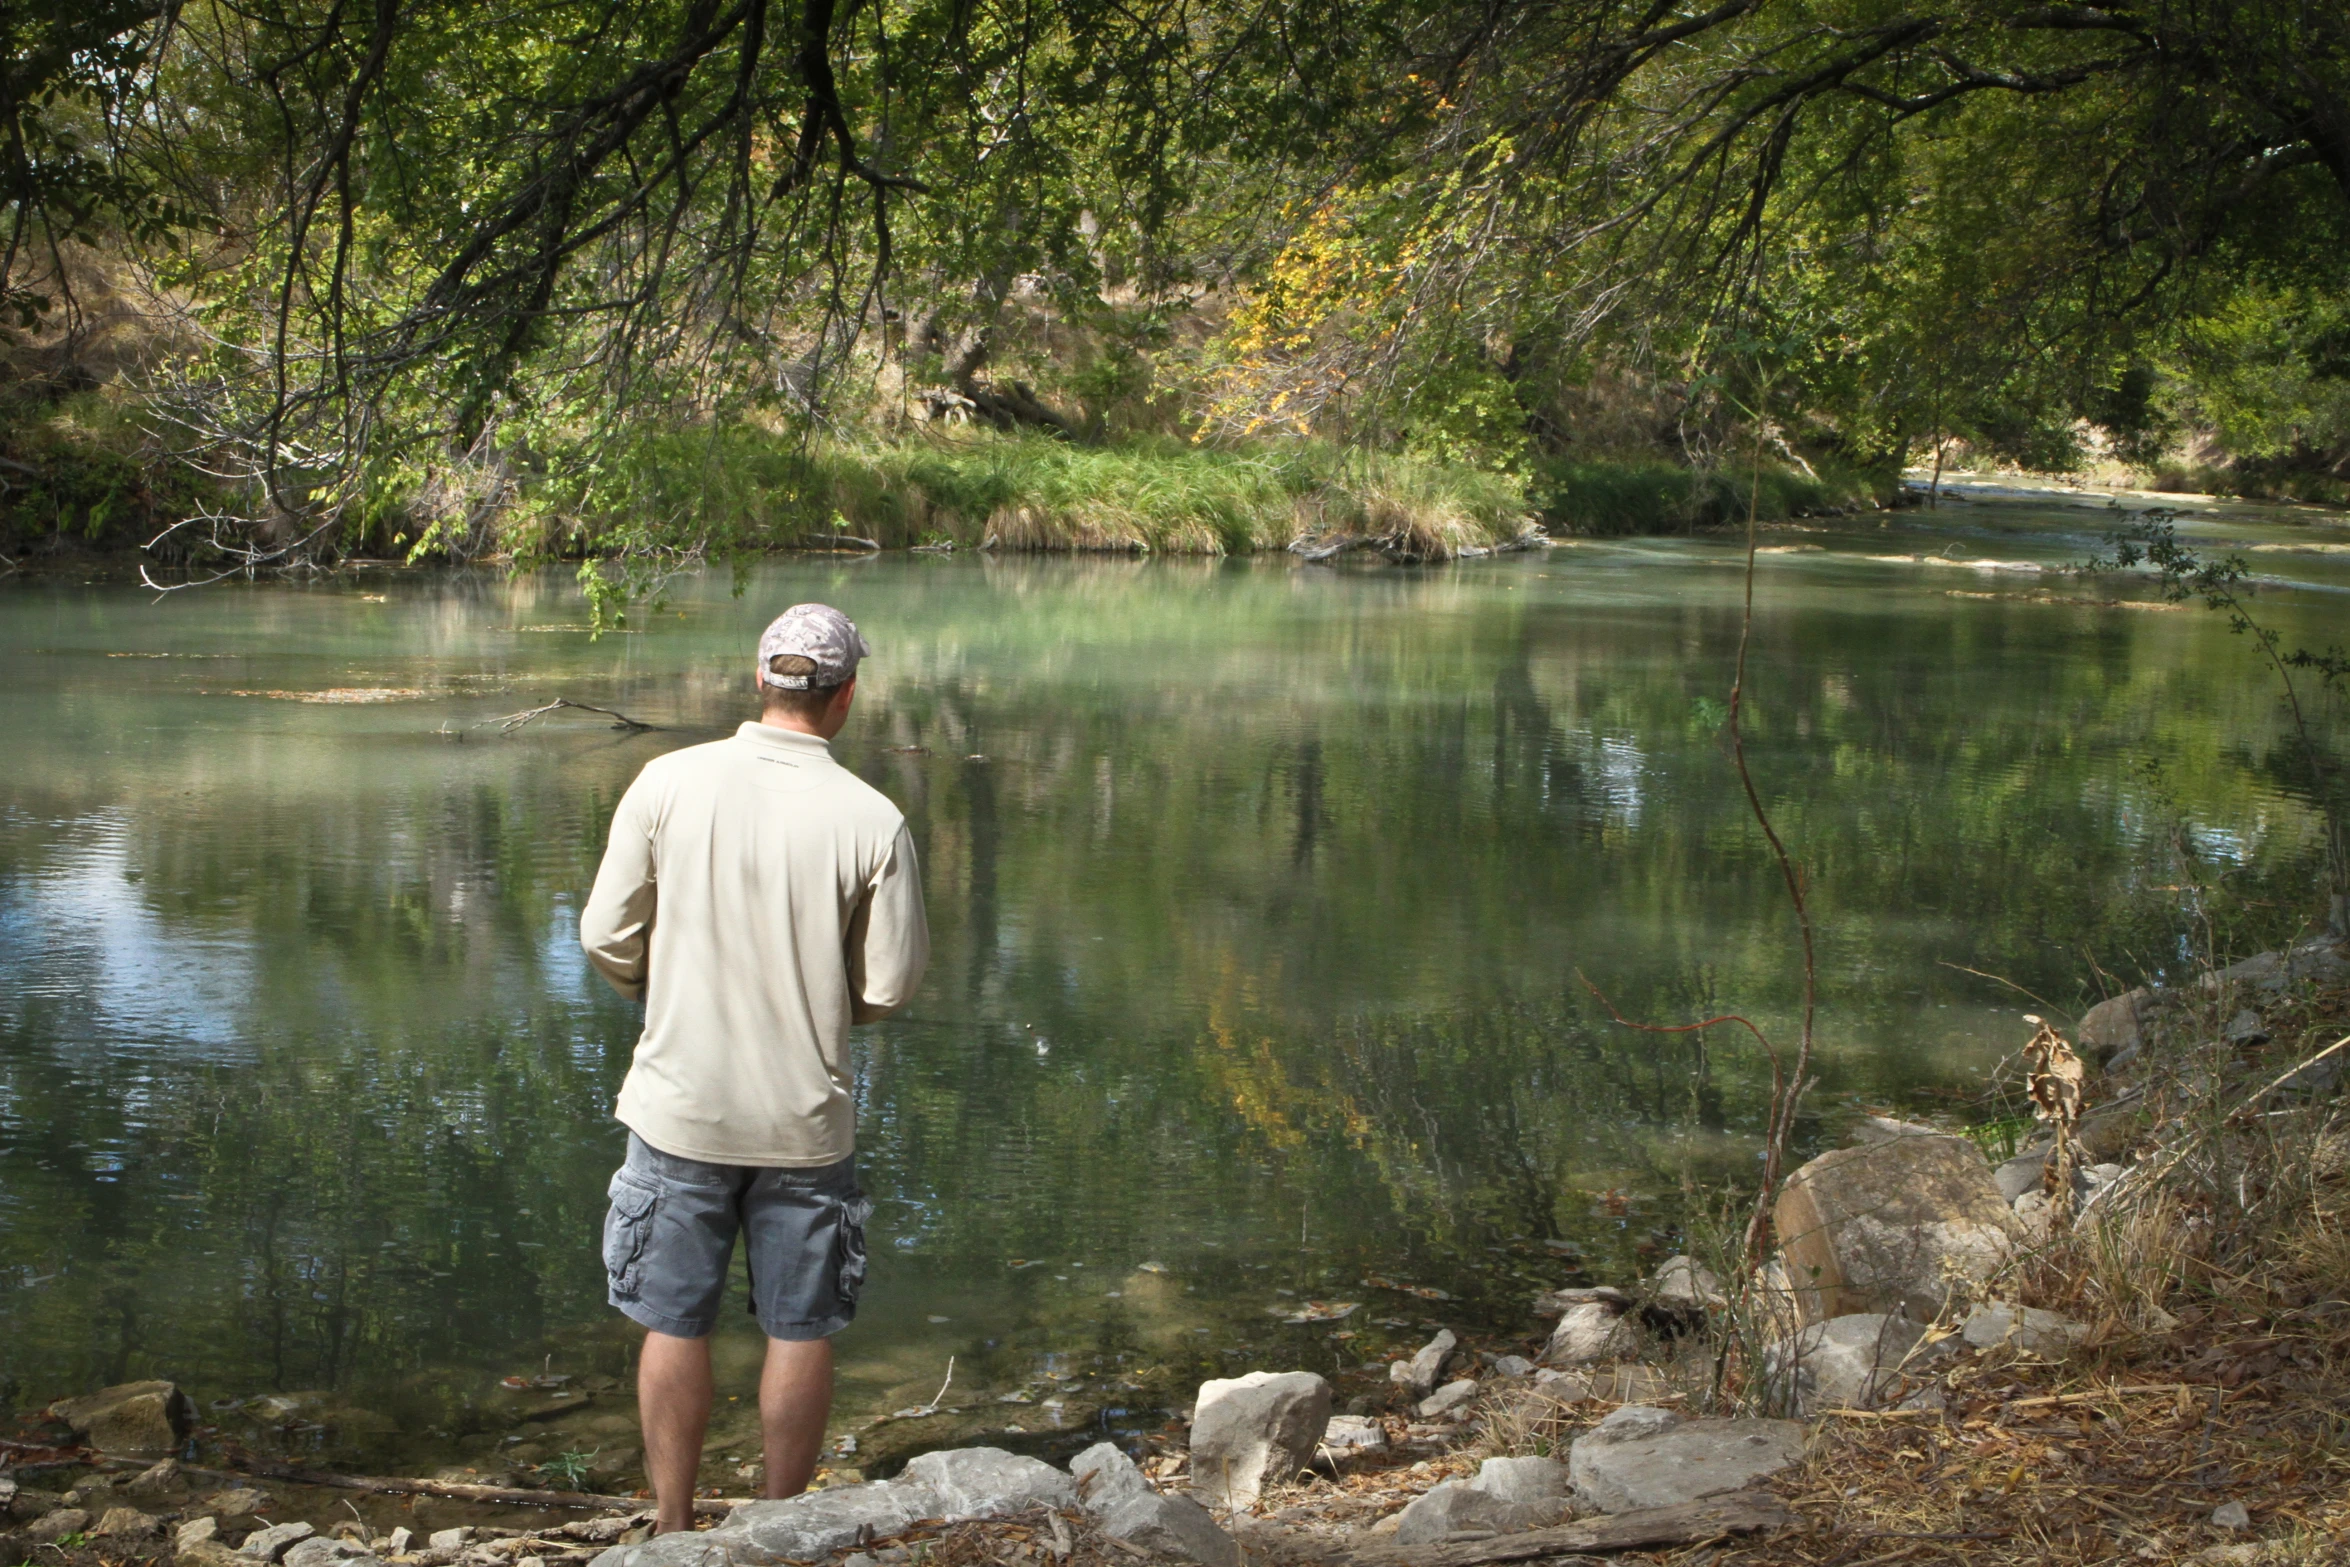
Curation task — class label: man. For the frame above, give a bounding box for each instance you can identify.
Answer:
[580,602,929,1533]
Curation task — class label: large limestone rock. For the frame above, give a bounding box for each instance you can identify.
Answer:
[1764,1314,1939,1416]
[590,1447,1073,1567]
[897,1448,1075,1518]
[47,1381,193,1454]
[282,1539,377,1567]
[27,1510,91,1544]
[1072,1442,1238,1567]
[1469,1456,1570,1504]
[1388,1330,1456,1400]
[1962,1302,2089,1358]
[1650,1256,1726,1314]
[92,1508,162,1539]
[2204,938,2350,1001]
[2077,988,2171,1066]
[1188,1371,1331,1509]
[1567,1406,1805,1514]
[1773,1133,2022,1324]
[1417,1379,1479,1419]
[1543,1300,1640,1365]
[238,1522,318,1561]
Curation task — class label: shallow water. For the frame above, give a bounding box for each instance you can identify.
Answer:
[1,479,2343,1479]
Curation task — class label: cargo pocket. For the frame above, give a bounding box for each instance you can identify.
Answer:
[603,1172,659,1297]
[835,1194,873,1304]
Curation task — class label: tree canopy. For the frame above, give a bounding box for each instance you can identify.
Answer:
[4,0,2349,562]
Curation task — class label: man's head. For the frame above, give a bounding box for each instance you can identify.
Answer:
[756,603,870,737]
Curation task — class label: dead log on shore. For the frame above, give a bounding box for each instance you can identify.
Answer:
[1337,1489,1795,1565]
[204,1454,738,1516]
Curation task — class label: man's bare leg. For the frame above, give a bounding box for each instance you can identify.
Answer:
[759,1336,833,1499]
[638,1331,714,1533]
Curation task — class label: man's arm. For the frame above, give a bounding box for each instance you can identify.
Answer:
[846,823,929,1023]
[580,776,659,1001]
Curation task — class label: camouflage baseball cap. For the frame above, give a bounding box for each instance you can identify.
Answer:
[756,603,871,690]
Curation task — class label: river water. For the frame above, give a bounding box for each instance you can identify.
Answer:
[2,478,2343,1483]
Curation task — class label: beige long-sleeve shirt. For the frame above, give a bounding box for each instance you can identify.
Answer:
[580,721,929,1165]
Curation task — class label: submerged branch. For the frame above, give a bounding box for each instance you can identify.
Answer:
[491,698,662,734]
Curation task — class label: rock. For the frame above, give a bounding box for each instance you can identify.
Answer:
[2075,1102,2145,1162]
[1588,1364,1671,1403]
[385,1529,414,1556]
[1318,1416,1387,1456]
[428,1531,475,1552]
[207,1489,270,1518]
[182,1517,224,1550]
[1491,1354,1535,1378]
[185,1544,255,1567]
[2012,1190,2058,1237]
[2271,1051,2347,1098]
[1390,1330,1456,1399]
[27,1510,91,1543]
[1568,1411,1805,1514]
[242,1523,319,1561]
[1650,1256,1725,1313]
[1579,1405,1682,1446]
[1851,1116,1940,1143]
[1962,1302,2088,1358]
[1993,1150,2050,1204]
[1071,1444,1238,1567]
[2205,938,2350,1000]
[47,1380,194,1455]
[1773,1133,2022,1323]
[1530,1370,1592,1399]
[2077,988,2170,1065]
[1765,1314,1940,1415]
[126,1459,181,1495]
[2211,1500,2251,1531]
[2224,1010,2269,1046]
[1390,1483,1572,1546]
[1188,1371,1331,1509]
[598,1448,1078,1567]
[610,1485,928,1567]
[284,1538,377,1567]
[898,1447,1075,1518]
[1531,1286,1633,1317]
[93,1507,161,1539]
[1469,1456,1569,1504]
[1543,1300,1640,1365]
[1417,1379,1479,1419]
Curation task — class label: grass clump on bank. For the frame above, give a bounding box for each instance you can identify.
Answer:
[475,427,1536,567]
[1535,456,1885,536]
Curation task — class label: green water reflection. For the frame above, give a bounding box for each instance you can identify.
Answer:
[1,481,2341,1469]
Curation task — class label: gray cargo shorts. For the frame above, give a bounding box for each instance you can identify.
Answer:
[602,1133,871,1340]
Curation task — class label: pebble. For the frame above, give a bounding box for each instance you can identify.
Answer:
[180,1517,223,1550]
[2211,1500,2251,1530]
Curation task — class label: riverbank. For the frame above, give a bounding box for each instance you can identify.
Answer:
[14,931,2344,1566]
[0,392,1892,571]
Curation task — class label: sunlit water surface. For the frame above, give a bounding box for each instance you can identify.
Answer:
[2,478,2343,1481]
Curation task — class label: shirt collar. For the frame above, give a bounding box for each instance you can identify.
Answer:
[733,721,835,758]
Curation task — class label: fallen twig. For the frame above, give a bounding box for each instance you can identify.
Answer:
[218,1453,732,1514]
[801,531,882,551]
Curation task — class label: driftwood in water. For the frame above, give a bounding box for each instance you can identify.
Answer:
[492,698,662,735]
[802,532,883,551]
[1339,1489,1795,1566]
